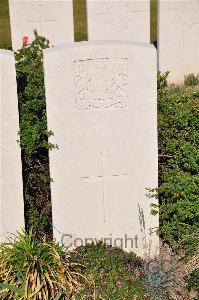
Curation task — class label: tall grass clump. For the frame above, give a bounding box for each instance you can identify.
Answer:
[0,229,82,299]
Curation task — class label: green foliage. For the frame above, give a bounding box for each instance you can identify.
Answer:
[184,73,199,88]
[74,242,146,300]
[157,71,169,100]
[158,72,199,255]
[0,229,82,300]
[15,32,57,238]
[15,34,56,154]
[185,268,199,300]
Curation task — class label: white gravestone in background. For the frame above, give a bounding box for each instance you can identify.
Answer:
[0,50,24,241]
[44,41,158,256]
[9,0,74,50]
[158,0,199,84]
[87,0,150,43]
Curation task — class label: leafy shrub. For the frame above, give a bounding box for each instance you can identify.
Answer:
[15,31,57,238]
[157,71,170,100]
[158,72,199,255]
[185,268,199,300]
[0,229,82,299]
[73,242,146,300]
[184,73,199,87]
[15,33,56,154]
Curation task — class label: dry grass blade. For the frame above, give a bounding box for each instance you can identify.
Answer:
[0,229,83,299]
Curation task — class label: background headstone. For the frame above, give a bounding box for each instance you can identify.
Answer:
[158,0,199,84]
[0,50,24,241]
[44,41,158,256]
[9,0,74,50]
[87,0,150,43]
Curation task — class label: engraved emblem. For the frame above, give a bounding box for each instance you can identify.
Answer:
[93,1,146,33]
[106,2,135,32]
[74,58,128,110]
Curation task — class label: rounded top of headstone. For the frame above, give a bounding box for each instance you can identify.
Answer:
[0,49,14,56]
[44,40,156,54]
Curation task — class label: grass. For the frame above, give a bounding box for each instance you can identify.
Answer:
[0,0,157,49]
[73,0,88,42]
[0,0,11,49]
[0,229,83,299]
[151,0,157,44]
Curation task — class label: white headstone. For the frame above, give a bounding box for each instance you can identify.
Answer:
[0,50,24,241]
[158,0,199,84]
[9,0,74,50]
[87,0,150,43]
[43,41,158,256]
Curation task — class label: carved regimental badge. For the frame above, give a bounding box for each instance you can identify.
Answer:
[74,58,128,110]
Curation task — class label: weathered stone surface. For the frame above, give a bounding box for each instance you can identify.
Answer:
[87,0,150,43]
[9,0,74,50]
[0,50,24,241]
[158,0,199,83]
[43,41,158,256]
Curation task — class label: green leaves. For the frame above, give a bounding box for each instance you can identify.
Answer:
[184,73,199,88]
[185,268,199,299]
[0,282,24,298]
[15,33,55,237]
[15,36,55,154]
[158,72,199,255]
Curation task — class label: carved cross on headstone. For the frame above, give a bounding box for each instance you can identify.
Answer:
[177,4,199,68]
[81,152,128,223]
[165,4,199,56]
[27,4,56,36]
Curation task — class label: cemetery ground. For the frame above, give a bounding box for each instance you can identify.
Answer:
[0,2,199,300]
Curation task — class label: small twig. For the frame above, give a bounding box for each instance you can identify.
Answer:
[93,282,97,300]
[158,154,173,158]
